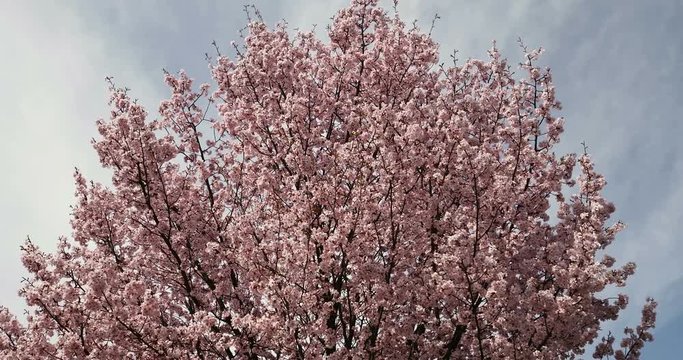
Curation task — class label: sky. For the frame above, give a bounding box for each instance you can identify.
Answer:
[0,0,680,357]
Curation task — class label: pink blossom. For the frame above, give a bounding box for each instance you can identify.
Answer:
[0,1,655,358]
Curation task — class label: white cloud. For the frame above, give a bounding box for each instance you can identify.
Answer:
[0,1,161,314]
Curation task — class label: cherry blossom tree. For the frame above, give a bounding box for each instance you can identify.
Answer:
[0,1,656,359]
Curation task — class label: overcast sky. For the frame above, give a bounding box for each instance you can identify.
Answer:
[0,1,680,357]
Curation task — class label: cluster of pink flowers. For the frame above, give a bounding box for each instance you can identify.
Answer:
[0,0,655,358]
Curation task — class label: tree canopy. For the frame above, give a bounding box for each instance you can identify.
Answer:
[0,1,655,358]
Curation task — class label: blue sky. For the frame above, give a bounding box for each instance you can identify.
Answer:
[0,0,680,357]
